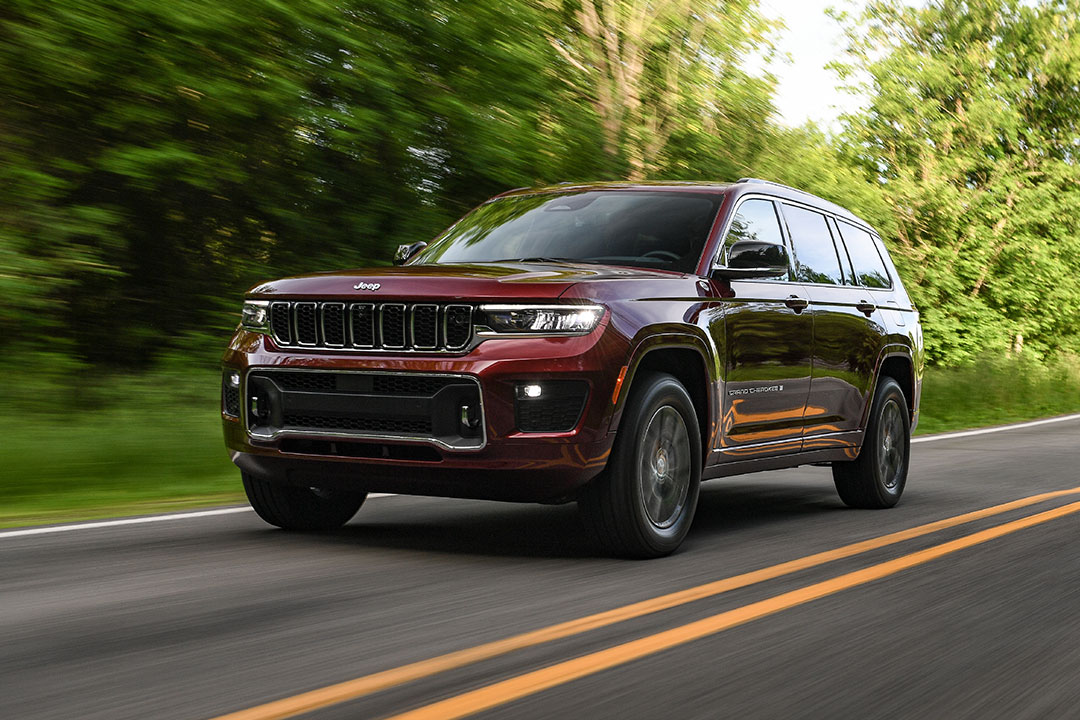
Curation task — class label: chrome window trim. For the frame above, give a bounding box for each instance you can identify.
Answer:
[835,220,895,291]
[242,368,487,451]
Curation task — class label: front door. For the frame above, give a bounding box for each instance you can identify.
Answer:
[709,197,814,460]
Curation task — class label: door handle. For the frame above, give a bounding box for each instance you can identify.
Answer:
[855,299,876,316]
[784,295,809,313]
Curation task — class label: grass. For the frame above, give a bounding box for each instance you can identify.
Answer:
[1,356,1078,528]
[916,355,1080,435]
[0,369,242,528]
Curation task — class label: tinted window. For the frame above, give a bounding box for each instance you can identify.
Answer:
[783,204,843,285]
[419,191,721,273]
[724,199,785,257]
[838,221,891,288]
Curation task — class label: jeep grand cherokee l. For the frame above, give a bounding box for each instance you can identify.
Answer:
[222,179,923,558]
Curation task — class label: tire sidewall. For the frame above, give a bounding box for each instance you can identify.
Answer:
[865,378,910,505]
[617,374,702,554]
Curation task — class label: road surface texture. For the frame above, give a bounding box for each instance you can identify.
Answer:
[3,417,1079,720]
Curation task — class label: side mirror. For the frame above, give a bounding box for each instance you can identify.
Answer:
[393,241,427,266]
[712,240,789,280]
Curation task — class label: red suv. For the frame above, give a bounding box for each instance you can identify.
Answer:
[222,179,923,557]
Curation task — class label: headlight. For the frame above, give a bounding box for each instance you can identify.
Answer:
[477,304,604,335]
[241,300,270,333]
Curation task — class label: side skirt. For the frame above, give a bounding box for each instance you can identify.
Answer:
[702,447,860,481]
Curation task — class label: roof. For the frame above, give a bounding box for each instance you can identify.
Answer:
[490,179,875,232]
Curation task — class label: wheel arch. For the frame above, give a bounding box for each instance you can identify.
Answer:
[870,347,916,423]
[612,334,716,462]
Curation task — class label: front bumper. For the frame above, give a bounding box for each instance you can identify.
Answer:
[222,326,628,502]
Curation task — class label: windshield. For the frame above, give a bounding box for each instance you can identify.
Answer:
[415,191,722,273]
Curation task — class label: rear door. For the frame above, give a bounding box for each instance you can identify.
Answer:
[709,197,813,459]
[781,204,886,450]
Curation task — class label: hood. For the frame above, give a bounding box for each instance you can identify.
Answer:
[247,262,684,302]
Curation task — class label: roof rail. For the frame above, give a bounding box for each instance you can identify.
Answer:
[735,177,809,194]
[736,177,872,228]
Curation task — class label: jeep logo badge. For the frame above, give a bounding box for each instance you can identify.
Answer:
[353,282,381,291]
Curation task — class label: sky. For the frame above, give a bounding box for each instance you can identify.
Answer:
[757,0,870,129]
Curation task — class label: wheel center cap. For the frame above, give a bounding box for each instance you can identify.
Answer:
[655,449,668,478]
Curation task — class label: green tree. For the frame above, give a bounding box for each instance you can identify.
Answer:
[835,0,1080,363]
[542,0,777,179]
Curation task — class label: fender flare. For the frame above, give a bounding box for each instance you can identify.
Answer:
[610,330,718,443]
[862,344,916,426]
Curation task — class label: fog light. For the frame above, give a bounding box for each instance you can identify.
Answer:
[228,371,241,387]
[520,384,543,399]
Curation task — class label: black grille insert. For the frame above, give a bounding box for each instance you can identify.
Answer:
[295,303,318,345]
[246,371,484,449]
[222,371,241,418]
[321,303,346,347]
[270,304,292,344]
[412,304,438,349]
[445,305,472,349]
[351,303,375,347]
[381,304,406,348]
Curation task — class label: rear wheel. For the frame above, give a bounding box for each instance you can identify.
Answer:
[579,372,701,558]
[832,377,910,509]
[242,473,367,530]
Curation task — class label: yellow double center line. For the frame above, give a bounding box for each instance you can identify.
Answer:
[212,488,1080,720]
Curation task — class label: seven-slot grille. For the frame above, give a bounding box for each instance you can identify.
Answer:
[268,301,473,352]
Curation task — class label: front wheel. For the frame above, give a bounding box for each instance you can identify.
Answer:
[579,372,702,558]
[242,473,367,530]
[832,377,910,509]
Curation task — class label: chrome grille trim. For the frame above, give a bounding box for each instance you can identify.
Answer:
[411,304,439,350]
[267,301,474,353]
[270,302,292,346]
[349,303,376,348]
[380,303,407,349]
[320,302,347,348]
[444,304,473,350]
[294,302,319,346]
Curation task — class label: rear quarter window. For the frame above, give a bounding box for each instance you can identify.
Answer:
[837,221,891,289]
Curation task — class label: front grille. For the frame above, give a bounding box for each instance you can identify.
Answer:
[268,301,473,353]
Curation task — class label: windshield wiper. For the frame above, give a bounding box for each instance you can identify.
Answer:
[498,256,587,264]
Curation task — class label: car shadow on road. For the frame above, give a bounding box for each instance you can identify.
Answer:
[282,474,844,560]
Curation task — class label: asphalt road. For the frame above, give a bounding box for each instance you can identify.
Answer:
[3,417,1080,720]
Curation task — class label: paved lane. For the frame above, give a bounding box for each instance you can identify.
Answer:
[2,418,1078,720]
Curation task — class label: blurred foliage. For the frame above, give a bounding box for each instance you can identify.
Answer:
[1,0,1080,410]
[834,0,1080,364]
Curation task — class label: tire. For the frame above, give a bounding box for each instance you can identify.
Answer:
[579,372,702,558]
[242,473,367,531]
[833,377,910,509]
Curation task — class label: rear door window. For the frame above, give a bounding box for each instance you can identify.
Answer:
[782,204,844,285]
[837,221,891,289]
